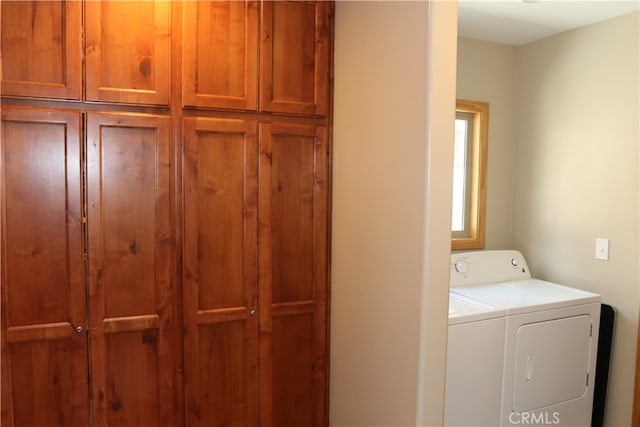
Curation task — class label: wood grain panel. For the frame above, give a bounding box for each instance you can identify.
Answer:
[183,117,259,427]
[270,129,315,303]
[260,1,330,116]
[85,1,171,105]
[0,1,82,99]
[197,321,248,426]
[105,331,161,427]
[258,122,329,427]
[99,124,158,318]
[183,1,258,110]
[272,314,313,426]
[1,108,87,427]
[9,338,87,427]
[86,112,176,427]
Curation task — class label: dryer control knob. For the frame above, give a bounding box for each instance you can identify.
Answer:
[511,258,519,267]
[454,260,469,274]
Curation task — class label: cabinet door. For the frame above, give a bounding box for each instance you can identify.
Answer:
[85,1,171,105]
[183,1,258,110]
[86,113,176,427]
[260,1,331,116]
[1,108,88,427]
[258,122,329,427]
[183,117,259,427]
[0,1,82,99]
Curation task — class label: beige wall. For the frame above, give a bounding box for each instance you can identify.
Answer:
[513,12,639,426]
[460,11,640,427]
[331,2,457,426]
[456,37,518,250]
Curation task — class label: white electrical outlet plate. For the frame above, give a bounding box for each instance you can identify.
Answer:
[595,238,609,261]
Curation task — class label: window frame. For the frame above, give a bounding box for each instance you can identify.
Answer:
[452,99,489,250]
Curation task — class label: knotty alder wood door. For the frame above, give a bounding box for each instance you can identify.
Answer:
[183,119,329,426]
[84,1,171,105]
[86,112,177,427]
[183,117,259,427]
[0,1,82,100]
[260,1,331,116]
[182,1,259,110]
[182,0,330,116]
[1,108,87,427]
[259,122,329,427]
[1,109,178,427]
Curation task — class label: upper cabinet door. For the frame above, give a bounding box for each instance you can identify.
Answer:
[183,1,258,110]
[260,1,331,116]
[1,108,88,427]
[0,1,82,100]
[85,1,171,106]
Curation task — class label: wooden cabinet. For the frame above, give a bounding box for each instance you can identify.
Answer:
[0,0,170,105]
[1,1,332,425]
[183,117,259,426]
[182,118,329,427]
[1,0,330,112]
[183,0,331,116]
[182,1,259,110]
[1,108,177,427]
[260,1,331,116]
[86,113,176,426]
[1,108,87,427]
[0,1,82,100]
[258,122,329,426]
[85,2,171,105]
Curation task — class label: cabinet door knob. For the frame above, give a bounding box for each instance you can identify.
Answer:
[75,326,83,334]
[250,310,257,317]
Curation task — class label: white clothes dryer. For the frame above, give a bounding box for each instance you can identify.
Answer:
[450,250,601,427]
[445,291,506,426]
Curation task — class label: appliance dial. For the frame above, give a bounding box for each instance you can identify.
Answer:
[454,260,469,274]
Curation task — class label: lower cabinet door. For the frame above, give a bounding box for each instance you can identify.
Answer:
[85,112,177,427]
[182,117,260,427]
[1,107,88,427]
[258,122,329,427]
[182,118,330,427]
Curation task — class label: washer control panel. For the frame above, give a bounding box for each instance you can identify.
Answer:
[453,260,469,274]
[450,250,531,287]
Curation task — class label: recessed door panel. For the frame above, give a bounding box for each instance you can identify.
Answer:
[272,314,314,426]
[513,315,592,412]
[270,132,315,303]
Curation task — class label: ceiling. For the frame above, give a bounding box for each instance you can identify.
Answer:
[458,0,640,46]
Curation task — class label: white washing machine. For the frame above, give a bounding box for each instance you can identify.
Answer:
[445,291,506,426]
[450,250,601,427]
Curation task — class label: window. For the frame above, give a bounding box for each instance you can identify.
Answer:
[452,99,488,250]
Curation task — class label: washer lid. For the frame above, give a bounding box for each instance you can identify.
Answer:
[448,291,506,325]
[451,279,601,315]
